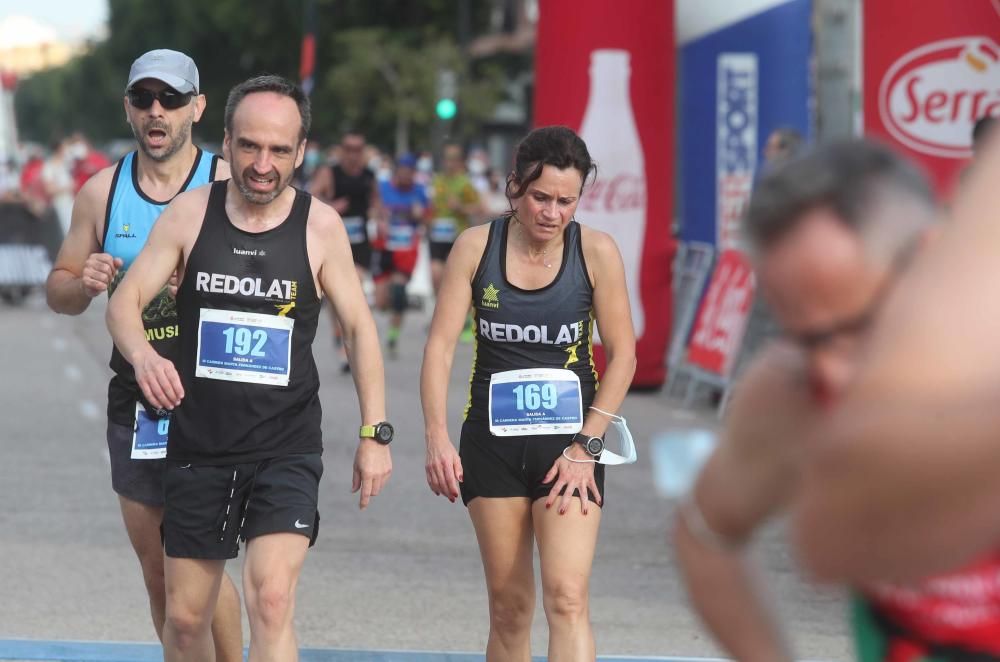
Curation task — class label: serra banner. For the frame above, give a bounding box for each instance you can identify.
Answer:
[535,0,675,388]
[864,0,1000,195]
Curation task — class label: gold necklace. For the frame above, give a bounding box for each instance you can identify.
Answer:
[514,219,559,269]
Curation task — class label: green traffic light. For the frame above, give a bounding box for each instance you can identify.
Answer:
[436,98,457,120]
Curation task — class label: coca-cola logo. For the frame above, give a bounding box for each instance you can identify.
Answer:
[578,174,645,213]
[879,37,1000,159]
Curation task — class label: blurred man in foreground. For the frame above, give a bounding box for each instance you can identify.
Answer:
[671,140,1000,661]
[793,122,1000,597]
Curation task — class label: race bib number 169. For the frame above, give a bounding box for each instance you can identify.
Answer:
[488,368,583,437]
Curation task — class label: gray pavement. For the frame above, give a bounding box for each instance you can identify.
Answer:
[0,292,851,660]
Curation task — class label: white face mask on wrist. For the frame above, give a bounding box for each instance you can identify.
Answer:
[590,407,637,465]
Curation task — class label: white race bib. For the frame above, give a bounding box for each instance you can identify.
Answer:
[131,402,168,460]
[195,309,294,386]
[386,220,416,251]
[429,217,457,243]
[342,216,367,244]
[488,368,584,436]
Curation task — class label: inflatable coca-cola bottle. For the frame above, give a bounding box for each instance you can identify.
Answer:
[578,49,647,339]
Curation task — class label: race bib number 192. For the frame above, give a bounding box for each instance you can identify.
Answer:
[196,309,294,386]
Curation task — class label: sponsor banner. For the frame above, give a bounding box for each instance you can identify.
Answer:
[716,53,758,251]
[864,0,1000,194]
[685,250,755,377]
[535,0,675,388]
[679,0,812,247]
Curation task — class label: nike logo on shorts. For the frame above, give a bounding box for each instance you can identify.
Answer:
[294,519,310,529]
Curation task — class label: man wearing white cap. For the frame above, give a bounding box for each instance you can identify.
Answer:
[45,49,242,659]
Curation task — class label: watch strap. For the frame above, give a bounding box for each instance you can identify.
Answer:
[359,424,376,438]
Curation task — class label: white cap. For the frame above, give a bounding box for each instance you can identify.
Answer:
[126,49,199,94]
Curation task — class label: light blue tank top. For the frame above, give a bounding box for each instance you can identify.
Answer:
[101,147,219,426]
[102,148,218,267]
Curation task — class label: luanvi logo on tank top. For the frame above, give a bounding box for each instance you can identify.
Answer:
[232,247,267,257]
[481,282,501,310]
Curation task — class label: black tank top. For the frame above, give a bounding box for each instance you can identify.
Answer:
[172,181,322,464]
[465,217,598,423]
[332,164,375,219]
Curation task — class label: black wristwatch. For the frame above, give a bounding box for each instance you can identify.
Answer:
[360,421,394,445]
[572,432,604,457]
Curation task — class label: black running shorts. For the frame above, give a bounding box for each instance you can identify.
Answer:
[429,240,454,262]
[162,453,323,560]
[350,240,372,270]
[458,420,605,506]
[107,419,166,507]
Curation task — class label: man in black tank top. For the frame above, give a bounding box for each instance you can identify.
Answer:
[309,130,380,371]
[108,75,393,659]
[310,130,379,272]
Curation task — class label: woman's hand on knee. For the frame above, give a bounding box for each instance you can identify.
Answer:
[543,448,601,515]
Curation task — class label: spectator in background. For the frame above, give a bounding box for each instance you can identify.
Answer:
[467,146,491,194]
[429,143,481,296]
[41,138,75,238]
[762,127,804,169]
[416,150,434,187]
[373,153,428,358]
[481,167,511,221]
[310,130,381,372]
[0,158,21,202]
[295,138,324,189]
[68,133,111,194]
[19,149,49,217]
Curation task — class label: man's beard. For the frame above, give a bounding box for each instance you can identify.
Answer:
[235,165,293,205]
[131,116,192,163]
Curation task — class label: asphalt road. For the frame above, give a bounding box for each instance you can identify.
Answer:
[0,292,850,660]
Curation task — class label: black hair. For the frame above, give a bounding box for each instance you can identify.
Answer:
[746,139,935,251]
[767,127,804,161]
[972,115,997,150]
[506,126,596,201]
[224,75,311,142]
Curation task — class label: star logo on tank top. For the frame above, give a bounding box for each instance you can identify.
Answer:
[481,282,501,310]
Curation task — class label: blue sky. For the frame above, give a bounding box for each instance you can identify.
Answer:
[0,0,107,41]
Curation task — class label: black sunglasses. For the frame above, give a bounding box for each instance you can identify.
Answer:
[127,87,193,110]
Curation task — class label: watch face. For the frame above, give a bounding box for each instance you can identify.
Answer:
[376,422,394,443]
[586,437,604,457]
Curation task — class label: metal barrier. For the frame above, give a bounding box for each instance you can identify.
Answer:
[0,245,50,286]
[0,202,60,304]
[666,242,777,415]
[718,293,779,413]
[667,241,715,380]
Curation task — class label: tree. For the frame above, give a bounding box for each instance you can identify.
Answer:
[14,0,510,153]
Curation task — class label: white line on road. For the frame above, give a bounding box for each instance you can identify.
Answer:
[79,400,100,421]
[64,364,82,382]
